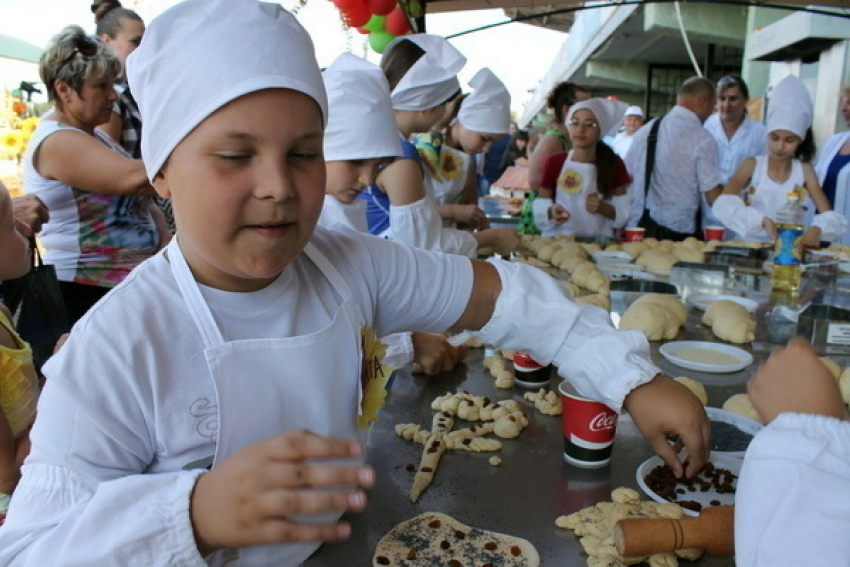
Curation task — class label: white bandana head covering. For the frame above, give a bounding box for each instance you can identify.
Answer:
[323,53,401,162]
[386,34,466,112]
[567,98,628,138]
[767,75,813,139]
[625,105,644,118]
[127,0,328,181]
[457,68,511,135]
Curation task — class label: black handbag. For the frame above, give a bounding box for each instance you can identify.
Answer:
[2,239,70,372]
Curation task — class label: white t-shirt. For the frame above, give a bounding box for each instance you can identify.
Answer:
[318,195,368,233]
[0,227,472,566]
[704,114,768,185]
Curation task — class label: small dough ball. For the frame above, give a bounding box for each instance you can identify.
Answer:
[723,393,763,424]
[819,357,842,382]
[674,377,708,405]
[489,456,502,466]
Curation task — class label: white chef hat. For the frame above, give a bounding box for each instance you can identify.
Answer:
[624,105,644,118]
[127,0,328,181]
[386,34,466,112]
[323,53,401,162]
[567,98,629,138]
[767,75,813,139]
[457,68,511,135]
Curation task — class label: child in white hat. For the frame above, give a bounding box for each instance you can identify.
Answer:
[611,105,644,158]
[533,98,633,237]
[713,75,847,243]
[414,68,511,220]
[0,1,711,565]
[360,35,521,257]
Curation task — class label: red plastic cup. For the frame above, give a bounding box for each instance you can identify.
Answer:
[623,227,645,242]
[704,226,725,242]
[513,352,550,388]
[558,381,618,468]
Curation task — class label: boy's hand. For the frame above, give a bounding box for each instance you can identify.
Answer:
[748,338,845,424]
[550,204,570,226]
[623,374,710,478]
[412,331,468,375]
[190,431,374,556]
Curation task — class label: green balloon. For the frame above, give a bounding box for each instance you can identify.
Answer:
[369,30,395,53]
[363,15,386,32]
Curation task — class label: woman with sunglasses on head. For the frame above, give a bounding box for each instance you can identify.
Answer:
[22,26,167,326]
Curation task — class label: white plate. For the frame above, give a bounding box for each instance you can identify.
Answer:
[705,407,762,458]
[591,250,635,265]
[636,452,742,516]
[659,341,753,374]
[688,294,759,313]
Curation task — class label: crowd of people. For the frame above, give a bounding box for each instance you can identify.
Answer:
[0,0,847,564]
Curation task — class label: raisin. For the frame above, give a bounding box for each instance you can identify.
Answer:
[449,560,462,567]
[376,556,390,565]
[454,530,466,539]
[462,438,472,446]
[421,467,433,473]
[440,540,451,550]
[485,542,497,550]
[482,563,494,567]
[511,545,521,556]
[406,549,417,560]
[405,463,415,472]
[428,519,442,528]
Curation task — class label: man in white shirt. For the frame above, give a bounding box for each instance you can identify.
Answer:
[703,75,767,232]
[627,77,723,240]
[611,105,644,158]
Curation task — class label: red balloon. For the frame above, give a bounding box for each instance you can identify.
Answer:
[368,0,397,16]
[355,26,371,34]
[385,7,411,36]
[342,3,371,28]
[333,0,360,10]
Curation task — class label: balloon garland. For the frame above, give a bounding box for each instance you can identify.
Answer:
[332,0,412,53]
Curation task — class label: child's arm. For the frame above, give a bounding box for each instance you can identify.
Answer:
[533,153,569,227]
[713,158,769,238]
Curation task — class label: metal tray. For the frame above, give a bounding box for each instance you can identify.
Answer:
[797,304,850,353]
[710,245,772,260]
[609,280,678,315]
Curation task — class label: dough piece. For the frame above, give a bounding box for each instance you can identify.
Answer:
[489,456,502,466]
[561,280,582,298]
[637,249,679,275]
[641,237,660,249]
[537,243,562,262]
[523,388,563,415]
[575,292,611,311]
[581,242,603,253]
[551,242,587,265]
[606,243,623,252]
[680,236,703,250]
[395,423,430,445]
[840,367,850,406]
[673,377,708,406]
[723,393,763,424]
[493,411,529,439]
[484,354,515,389]
[560,256,592,274]
[527,237,553,254]
[572,263,611,293]
[621,241,649,258]
[819,357,842,382]
[672,245,705,263]
[702,300,755,344]
[409,411,454,502]
[619,294,686,341]
[373,512,540,567]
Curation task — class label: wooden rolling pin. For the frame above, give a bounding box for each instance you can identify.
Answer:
[614,505,735,557]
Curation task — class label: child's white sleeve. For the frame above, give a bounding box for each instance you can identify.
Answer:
[736,413,850,566]
[532,197,554,231]
[712,194,765,237]
[471,258,658,411]
[389,198,478,257]
[611,193,631,228]
[380,332,415,370]
[812,211,848,242]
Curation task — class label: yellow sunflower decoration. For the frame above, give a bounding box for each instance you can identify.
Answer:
[440,149,464,182]
[359,326,392,429]
[1,131,23,156]
[557,168,584,194]
[20,117,39,136]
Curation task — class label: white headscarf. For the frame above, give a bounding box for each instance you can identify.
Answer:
[767,75,813,139]
[457,68,511,135]
[387,34,466,112]
[127,0,328,181]
[567,98,629,138]
[323,53,401,162]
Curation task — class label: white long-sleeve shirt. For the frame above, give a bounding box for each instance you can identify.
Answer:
[626,106,722,234]
[736,412,850,566]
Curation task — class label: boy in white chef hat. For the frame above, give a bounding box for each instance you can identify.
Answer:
[533,98,633,238]
[319,52,467,375]
[414,67,511,211]
[0,1,710,565]
[611,105,644,158]
[713,75,846,244]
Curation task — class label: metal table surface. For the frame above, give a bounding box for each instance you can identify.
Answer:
[306,269,850,566]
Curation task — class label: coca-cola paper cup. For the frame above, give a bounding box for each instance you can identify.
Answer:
[558,380,618,468]
[623,227,645,242]
[513,352,550,388]
[704,226,725,242]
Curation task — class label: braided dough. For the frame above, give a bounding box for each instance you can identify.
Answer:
[701,300,755,344]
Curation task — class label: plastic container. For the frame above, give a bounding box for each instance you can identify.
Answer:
[771,192,805,293]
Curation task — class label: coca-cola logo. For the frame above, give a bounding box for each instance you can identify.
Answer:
[589,412,617,431]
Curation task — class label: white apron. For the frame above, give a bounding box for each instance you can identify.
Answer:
[544,153,613,237]
[429,145,471,207]
[744,156,806,242]
[168,238,365,566]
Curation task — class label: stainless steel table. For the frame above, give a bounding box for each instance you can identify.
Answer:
[306,269,849,566]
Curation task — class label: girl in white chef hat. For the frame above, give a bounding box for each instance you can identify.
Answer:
[0,1,713,564]
[360,34,521,257]
[713,75,847,244]
[413,68,511,220]
[533,98,633,238]
[320,52,468,376]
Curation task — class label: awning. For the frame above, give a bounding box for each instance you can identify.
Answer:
[425,0,850,13]
[0,33,42,64]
